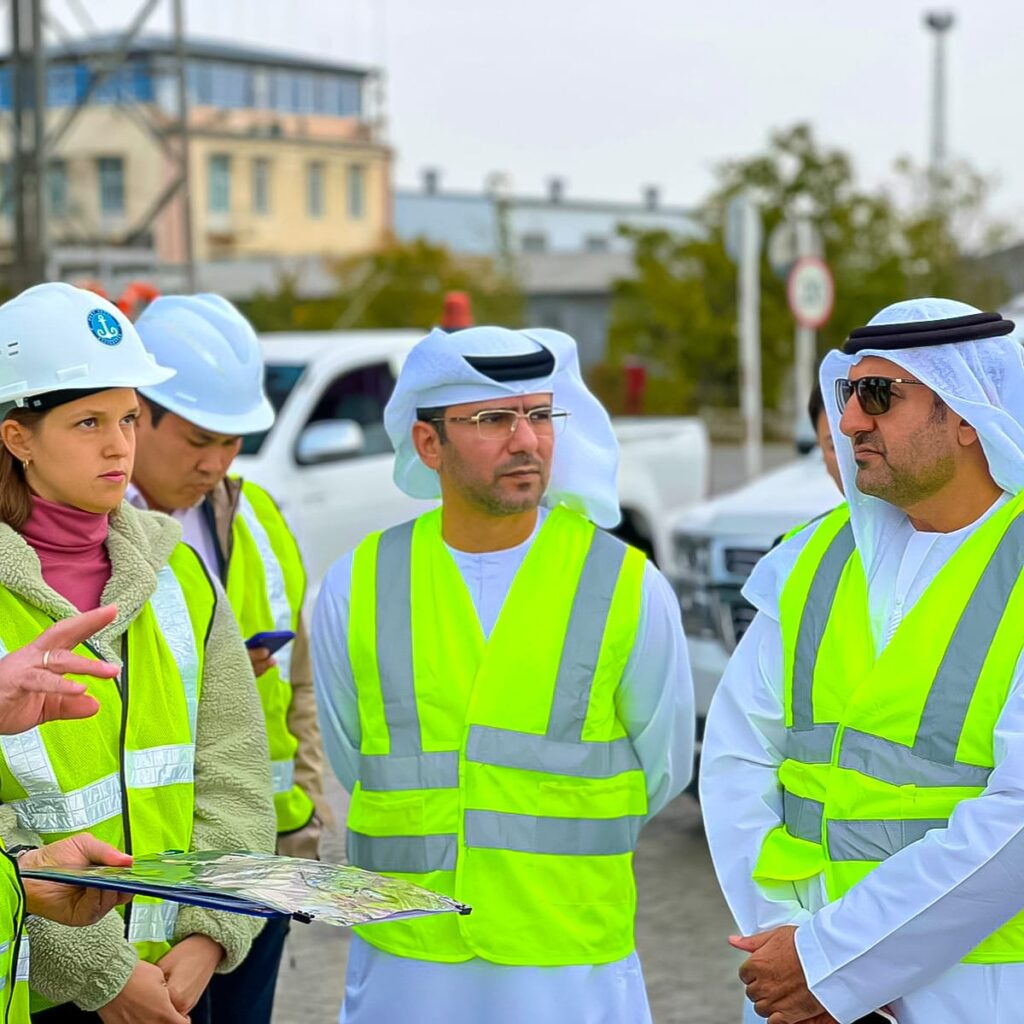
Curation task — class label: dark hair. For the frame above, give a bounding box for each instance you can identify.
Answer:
[141,394,170,427]
[0,408,47,530]
[807,382,826,432]
[416,405,449,443]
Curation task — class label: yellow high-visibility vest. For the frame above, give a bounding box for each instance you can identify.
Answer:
[225,480,313,834]
[0,543,215,1008]
[756,493,1024,963]
[346,506,648,966]
[0,848,29,1023]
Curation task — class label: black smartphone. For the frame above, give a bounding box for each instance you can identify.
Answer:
[245,630,296,655]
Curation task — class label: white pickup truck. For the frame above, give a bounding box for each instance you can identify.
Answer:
[233,330,712,596]
[667,450,841,731]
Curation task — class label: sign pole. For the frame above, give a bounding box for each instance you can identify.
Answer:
[787,254,835,438]
[794,217,817,425]
[739,194,762,480]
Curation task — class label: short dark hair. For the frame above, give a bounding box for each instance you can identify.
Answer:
[140,394,170,427]
[807,382,826,431]
[416,405,449,443]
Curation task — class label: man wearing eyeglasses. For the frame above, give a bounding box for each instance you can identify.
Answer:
[701,297,1024,1024]
[312,325,694,1024]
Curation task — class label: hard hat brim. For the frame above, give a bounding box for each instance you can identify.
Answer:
[0,363,176,406]
[137,387,276,437]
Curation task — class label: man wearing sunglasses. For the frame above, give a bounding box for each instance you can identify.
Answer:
[312,325,694,1024]
[701,297,1024,1024]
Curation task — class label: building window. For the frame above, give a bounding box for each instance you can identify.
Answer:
[47,160,68,217]
[210,63,248,108]
[584,235,609,253]
[97,156,124,215]
[251,158,271,215]
[208,154,231,214]
[251,68,271,109]
[306,162,325,218]
[295,73,315,113]
[347,165,365,219]
[520,232,548,253]
[47,65,78,106]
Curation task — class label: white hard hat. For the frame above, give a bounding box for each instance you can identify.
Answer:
[135,294,274,436]
[0,282,175,410]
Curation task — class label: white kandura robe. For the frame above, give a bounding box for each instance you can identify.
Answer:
[312,509,695,1024]
[701,493,1024,1024]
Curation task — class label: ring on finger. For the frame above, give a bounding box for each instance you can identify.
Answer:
[42,649,51,670]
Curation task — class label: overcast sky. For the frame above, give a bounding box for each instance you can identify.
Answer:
[38,1,1024,235]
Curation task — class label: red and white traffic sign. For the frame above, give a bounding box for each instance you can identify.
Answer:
[787,256,834,330]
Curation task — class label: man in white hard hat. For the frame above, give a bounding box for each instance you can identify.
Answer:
[312,325,695,1024]
[130,294,328,1024]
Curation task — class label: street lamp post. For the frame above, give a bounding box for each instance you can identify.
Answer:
[924,9,955,192]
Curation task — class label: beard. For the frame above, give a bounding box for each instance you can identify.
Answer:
[442,449,549,517]
[853,428,956,507]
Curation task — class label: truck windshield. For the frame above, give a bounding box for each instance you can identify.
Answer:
[239,363,306,455]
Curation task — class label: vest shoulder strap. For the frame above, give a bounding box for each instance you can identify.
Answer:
[167,541,218,650]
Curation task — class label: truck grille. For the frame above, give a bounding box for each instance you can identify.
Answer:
[724,547,765,577]
[715,540,768,650]
[729,601,757,648]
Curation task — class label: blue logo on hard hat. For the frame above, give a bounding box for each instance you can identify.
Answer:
[87,309,123,346]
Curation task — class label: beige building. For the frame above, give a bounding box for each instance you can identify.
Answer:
[1,36,391,268]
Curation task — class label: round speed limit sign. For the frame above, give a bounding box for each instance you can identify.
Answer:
[787,256,834,329]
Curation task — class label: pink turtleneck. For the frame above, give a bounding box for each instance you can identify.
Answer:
[21,495,112,611]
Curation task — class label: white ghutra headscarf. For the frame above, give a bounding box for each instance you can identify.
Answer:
[385,326,621,528]
[820,297,1024,566]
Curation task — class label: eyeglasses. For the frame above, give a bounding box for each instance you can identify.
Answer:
[431,407,570,440]
[834,376,928,417]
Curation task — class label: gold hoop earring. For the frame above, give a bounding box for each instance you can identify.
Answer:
[20,458,30,472]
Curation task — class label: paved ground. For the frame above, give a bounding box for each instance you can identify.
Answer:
[272,444,797,1022]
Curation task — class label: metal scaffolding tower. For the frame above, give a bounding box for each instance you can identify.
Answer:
[4,0,196,291]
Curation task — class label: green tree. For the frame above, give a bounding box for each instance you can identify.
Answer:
[600,124,1008,417]
[240,237,524,333]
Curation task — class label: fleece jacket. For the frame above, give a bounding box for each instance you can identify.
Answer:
[0,501,276,1011]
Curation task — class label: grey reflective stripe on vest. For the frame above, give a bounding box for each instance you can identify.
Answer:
[827,817,947,861]
[830,515,1024,788]
[838,728,990,788]
[467,528,642,782]
[466,726,638,779]
[791,522,855,732]
[786,723,837,764]
[347,831,457,872]
[784,792,823,843]
[127,901,179,943]
[150,565,201,740]
[124,744,194,789]
[360,751,459,792]
[464,810,643,856]
[546,528,628,743]
[271,759,295,795]
[912,511,1024,765]
[237,492,296,683]
[8,772,121,832]
[0,567,199,835]
[374,521,421,757]
[15,932,28,983]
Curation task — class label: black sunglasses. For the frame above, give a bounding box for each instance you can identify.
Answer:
[834,376,928,416]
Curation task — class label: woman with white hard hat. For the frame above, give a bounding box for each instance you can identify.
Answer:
[0,283,275,1024]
